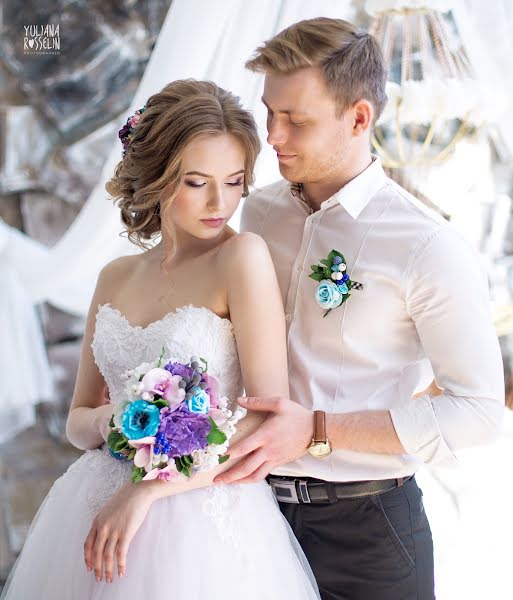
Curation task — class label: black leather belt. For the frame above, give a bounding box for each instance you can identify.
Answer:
[267,475,414,504]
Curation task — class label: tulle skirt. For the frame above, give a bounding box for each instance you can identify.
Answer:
[1,444,320,599]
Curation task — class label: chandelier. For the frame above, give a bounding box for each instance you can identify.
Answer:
[367,1,482,169]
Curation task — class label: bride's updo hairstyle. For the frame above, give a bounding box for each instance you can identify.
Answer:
[106,79,261,259]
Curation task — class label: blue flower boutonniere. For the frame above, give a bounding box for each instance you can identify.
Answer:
[309,249,363,318]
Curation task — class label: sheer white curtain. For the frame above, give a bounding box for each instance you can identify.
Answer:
[0,220,55,442]
[454,0,513,156]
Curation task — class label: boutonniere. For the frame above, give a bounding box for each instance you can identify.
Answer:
[309,249,363,318]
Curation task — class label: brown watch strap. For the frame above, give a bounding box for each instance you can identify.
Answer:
[313,410,327,443]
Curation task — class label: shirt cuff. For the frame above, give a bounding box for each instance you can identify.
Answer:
[389,394,458,466]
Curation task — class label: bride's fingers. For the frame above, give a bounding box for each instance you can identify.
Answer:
[83,526,97,572]
[93,526,109,582]
[236,461,273,484]
[116,535,130,578]
[103,534,119,583]
[216,449,266,484]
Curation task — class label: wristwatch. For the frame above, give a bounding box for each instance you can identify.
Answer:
[308,410,332,458]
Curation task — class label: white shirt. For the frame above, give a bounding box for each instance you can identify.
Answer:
[241,157,505,482]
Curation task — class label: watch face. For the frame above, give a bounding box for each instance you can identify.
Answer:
[308,442,331,458]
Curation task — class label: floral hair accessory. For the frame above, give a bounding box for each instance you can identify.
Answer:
[118,106,146,156]
[309,249,363,318]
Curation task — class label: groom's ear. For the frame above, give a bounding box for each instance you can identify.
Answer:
[351,99,373,136]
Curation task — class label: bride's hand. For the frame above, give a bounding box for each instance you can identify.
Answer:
[95,403,114,443]
[84,481,153,583]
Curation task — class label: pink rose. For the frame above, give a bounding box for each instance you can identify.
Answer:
[129,113,141,127]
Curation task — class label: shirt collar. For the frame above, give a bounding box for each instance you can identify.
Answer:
[290,155,388,220]
[330,155,387,219]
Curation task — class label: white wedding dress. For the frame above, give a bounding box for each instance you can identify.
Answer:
[1,303,320,599]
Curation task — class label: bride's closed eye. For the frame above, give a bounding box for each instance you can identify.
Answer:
[185,179,244,188]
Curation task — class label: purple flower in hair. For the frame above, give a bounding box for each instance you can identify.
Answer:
[118,106,146,156]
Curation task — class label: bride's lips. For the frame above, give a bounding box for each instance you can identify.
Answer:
[200,218,226,228]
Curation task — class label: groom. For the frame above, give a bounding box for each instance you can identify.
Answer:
[216,17,504,600]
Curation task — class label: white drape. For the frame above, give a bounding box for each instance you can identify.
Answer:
[0,221,55,443]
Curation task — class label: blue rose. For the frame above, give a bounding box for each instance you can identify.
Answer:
[338,282,349,294]
[187,387,210,414]
[315,280,343,310]
[122,399,160,440]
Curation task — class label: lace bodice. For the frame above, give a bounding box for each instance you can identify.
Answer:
[91,303,243,407]
[50,304,252,537]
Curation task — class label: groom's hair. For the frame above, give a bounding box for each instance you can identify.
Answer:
[246,17,387,123]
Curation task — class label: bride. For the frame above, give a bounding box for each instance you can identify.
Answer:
[0,80,320,599]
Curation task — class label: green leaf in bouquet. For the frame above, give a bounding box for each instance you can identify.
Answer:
[150,399,169,409]
[200,357,208,372]
[131,467,146,483]
[127,449,136,460]
[322,267,332,278]
[114,438,129,452]
[108,431,126,451]
[175,457,191,478]
[320,258,331,267]
[108,414,115,428]
[207,417,227,445]
[310,264,322,273]
[218,455,230,464]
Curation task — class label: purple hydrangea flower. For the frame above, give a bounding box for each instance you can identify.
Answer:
[157,405,211,457]
[164,362,194,379]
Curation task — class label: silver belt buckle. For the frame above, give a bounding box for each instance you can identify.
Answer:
[270,479,311,504]
[270,480,299,503]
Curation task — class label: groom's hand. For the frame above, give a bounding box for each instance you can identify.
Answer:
[214,396,314,484]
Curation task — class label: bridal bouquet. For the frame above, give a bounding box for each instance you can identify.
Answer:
[107,348,246,483]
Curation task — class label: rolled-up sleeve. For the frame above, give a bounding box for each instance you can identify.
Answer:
[389,226,505,465]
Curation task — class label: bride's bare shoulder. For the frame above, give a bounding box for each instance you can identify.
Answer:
[217,232,271,267]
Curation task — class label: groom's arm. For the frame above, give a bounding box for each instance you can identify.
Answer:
[329,228,504,461]
[214,401,406,487]
[216,227,504,484]
[388,227,504,462]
